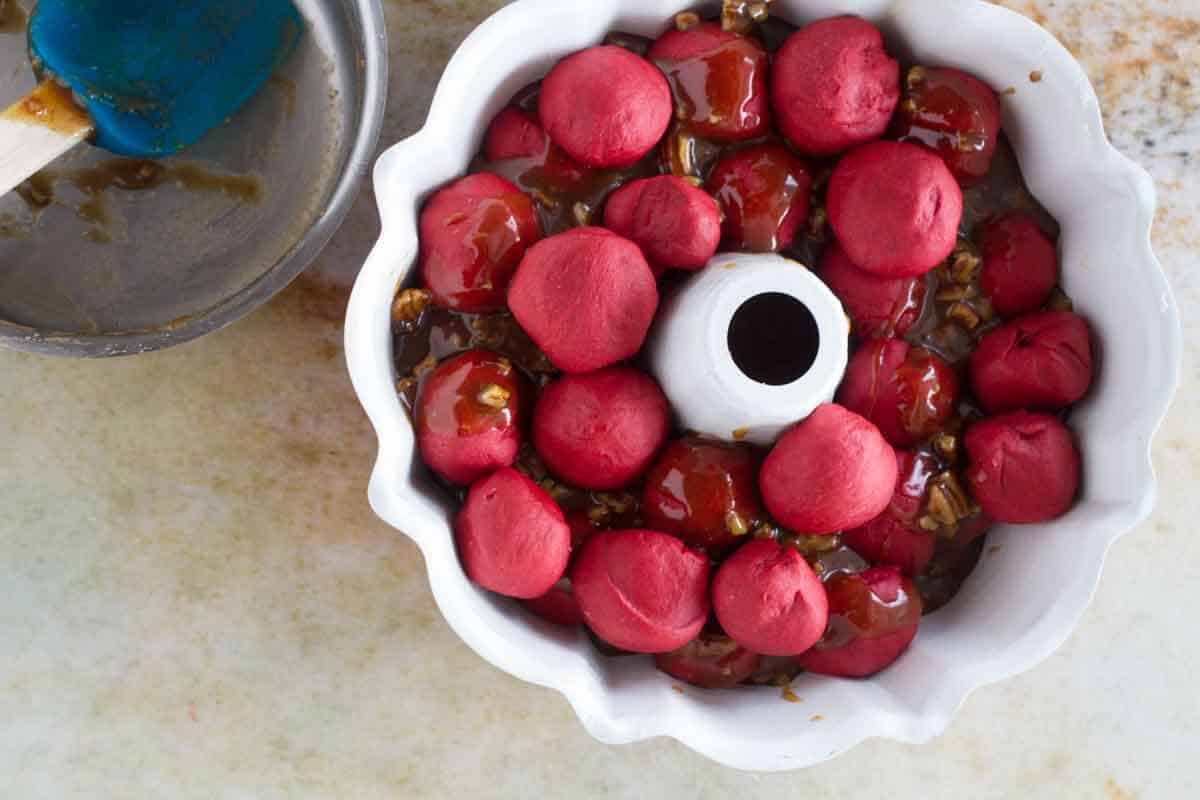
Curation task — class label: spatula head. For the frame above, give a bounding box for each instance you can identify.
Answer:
[28,0,303,158]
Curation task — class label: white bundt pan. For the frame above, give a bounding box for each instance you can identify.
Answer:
[344,0,1182,771]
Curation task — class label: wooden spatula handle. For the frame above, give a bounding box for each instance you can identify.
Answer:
[0,80,94,197]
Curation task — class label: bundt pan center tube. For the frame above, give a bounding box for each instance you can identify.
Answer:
[648,252,850,447]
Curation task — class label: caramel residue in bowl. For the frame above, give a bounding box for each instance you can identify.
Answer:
[0,0,27,34]
[167,163,263,204]
[14,159,263,243]
[0,211,23,239]
[46,159,260,206]
[16,171,54,211]
[269,74,298,120]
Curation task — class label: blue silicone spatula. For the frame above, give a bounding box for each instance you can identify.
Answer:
[0,0,302,196]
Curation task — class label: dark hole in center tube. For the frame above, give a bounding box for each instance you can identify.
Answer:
[727,292,820,386]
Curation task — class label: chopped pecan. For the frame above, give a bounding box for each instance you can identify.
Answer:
[947,301,982,330]
[949,241,981,285]
[674,11,701,30]
[572,201,593,227]
[721,0,772,32]
[936,284,979,303]
[596,492,637,515]
[391,288,431,329]
[753,522,779,540]
[932,432,959,463]
[529,187,559,209]
[476,384,511,409]
[974,295,996,323]
[662,123,699,179]
[396,376,419,403]
[925,471,974,536]
[539,478,568,501]
[809,206,829,239]
[412,354,438,378]
[725,511,750,537]
[782,532,843,556]
[748,2,770,22]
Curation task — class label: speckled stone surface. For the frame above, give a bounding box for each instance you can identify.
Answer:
[1,1,1197,797]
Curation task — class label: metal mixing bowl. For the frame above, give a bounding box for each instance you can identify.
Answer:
[0,0,387,357]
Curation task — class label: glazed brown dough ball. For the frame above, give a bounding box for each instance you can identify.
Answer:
[965,411,1081,524]
[419,173,541,312]
[843,451,940,576]
[483,106,590,193]
[969,311,1094,413]
[602,175,722,272]
[539,45,673,168]
[827,140,963,277]
[837,339,960,449]
[892,65,1002,187]
[572,529,710,653]
[759,404,898,535]
[484,106,548,161]
[771,16,900,156]
[455,468,571,599]
[706,143,813,253]
[655,632,762,690]
[415,349,525,486]
[795,567,922,678]
[647,22,770,142]
[533,367,671,491]
[640,437,764,557]
[818,241,927,338]
[976,212,1060,318]
[712,539,829,656]
[508,227,659,373]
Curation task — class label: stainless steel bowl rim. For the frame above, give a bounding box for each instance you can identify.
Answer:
[0,0,388,358]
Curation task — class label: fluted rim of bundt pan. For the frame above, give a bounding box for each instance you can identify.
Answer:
[344,0,1182,771]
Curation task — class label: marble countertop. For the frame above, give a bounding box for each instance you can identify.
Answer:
[2,1,1197,797]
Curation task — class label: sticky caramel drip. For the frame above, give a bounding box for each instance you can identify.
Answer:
[2,81,92,137]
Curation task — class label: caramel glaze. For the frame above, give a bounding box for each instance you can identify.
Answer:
[2,80,91,136]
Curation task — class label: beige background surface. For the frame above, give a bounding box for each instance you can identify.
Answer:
[2,1,1198,797]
